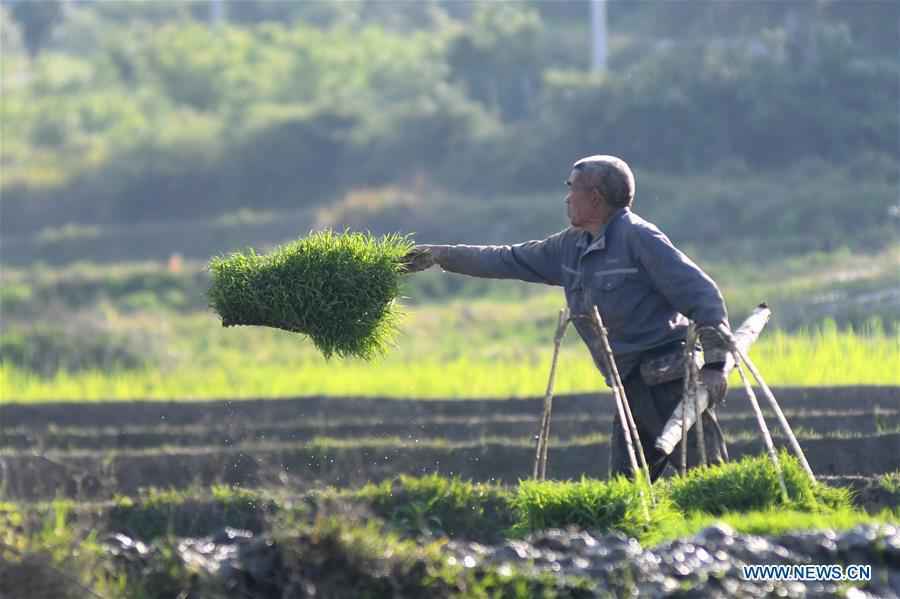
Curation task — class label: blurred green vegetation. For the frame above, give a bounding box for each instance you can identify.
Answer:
[1,240,898,391]
[2,299,898,400]
[1,1,898,395]
[107,485,276,541]
[0,324,150,375]
[1,1,897,263]
[3,241,897,328]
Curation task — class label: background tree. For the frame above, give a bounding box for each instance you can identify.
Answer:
[446,4,545,122]
[6,0,63,58]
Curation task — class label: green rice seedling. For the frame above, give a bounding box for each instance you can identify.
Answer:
[664,452,852,516]
[654,508,900,544]
[512,476,683,543]
[879,470,900,494]
[106,486,275,541]
[207,230,414,359]
[354,474,514,541]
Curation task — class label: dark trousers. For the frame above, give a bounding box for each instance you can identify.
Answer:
[609,369,728,482]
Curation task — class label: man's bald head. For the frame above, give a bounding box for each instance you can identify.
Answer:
[572,155,635,209]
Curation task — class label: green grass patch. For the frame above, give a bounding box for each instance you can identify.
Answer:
[207,230,413,359]
[654,508,900,544]
[512,476,683,545]
[664,451,853,515]
[347,454,872,546]
[354,474,515,542]
[106,485,277,541]
[879,470,900,494]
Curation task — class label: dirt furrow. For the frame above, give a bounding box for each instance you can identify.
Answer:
[2,410,896,451]
[2,387,897,430]
[2,432,897,501]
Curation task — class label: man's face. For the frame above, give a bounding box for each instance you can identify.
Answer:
[565,168,600,228]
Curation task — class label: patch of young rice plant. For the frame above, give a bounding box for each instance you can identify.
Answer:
[664,451,852,515]
[747,319,900,386]
[879,470,900,494]
[354,474,514,541]
[207,230,414,359]
[349,473,894,546]
[654,508,900,544]
[107,485,274,541]
[512,476,683,543]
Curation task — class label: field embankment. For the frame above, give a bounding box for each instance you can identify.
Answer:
[2,456,899,598]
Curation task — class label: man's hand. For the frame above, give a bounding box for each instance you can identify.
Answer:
[699,364,728,406]
[400,245,437,273]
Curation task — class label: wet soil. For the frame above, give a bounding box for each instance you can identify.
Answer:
[99,522,900,598]
[3,386,897,430]
[3,433,899,501]
[1,409,896,451]
[2,387,896,501]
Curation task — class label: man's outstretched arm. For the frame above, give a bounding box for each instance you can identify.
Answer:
[401,230,570,286]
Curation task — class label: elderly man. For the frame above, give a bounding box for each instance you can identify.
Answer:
[402,155,730,481]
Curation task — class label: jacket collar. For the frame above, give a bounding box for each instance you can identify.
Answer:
[576,208,629,254]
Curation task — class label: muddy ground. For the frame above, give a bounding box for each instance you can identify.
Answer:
[1,409,897,451]
[1,387,897,501]
[3,386,897,429]
[2,432,899,501]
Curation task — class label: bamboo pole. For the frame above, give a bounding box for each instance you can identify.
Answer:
[691,349,708,467]
[533,308,569,480]
[679,325,696,475]
[723,325,816,482]
[733,356,790,502]
[589,306,653,493]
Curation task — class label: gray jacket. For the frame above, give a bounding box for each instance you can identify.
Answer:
[432,208,730,383]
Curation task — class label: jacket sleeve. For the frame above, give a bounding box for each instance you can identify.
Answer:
[431,229,569,286]
[631,224,731,362]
